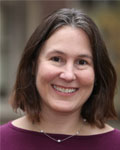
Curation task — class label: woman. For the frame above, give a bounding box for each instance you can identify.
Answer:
[0,8,120,150]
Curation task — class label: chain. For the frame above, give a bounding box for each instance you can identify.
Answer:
[40,119,87,143]
[40,130,80,143]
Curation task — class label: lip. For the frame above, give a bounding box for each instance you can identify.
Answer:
[51,84,79,96]
[51,84,79,89]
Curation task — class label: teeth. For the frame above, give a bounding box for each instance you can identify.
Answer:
[53,85,77,93]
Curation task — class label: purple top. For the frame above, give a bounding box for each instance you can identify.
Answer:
[0,122,120,150]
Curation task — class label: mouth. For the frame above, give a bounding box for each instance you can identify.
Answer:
[51,84,79,94]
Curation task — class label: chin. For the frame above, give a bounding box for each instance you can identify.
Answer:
[51,103,78,114]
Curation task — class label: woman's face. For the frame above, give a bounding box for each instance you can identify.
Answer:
[36,26,95,114]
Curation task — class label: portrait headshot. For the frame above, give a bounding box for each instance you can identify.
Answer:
[0,1,120,150]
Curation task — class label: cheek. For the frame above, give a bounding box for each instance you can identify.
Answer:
[36,63,59,84]
[78,69,95,85]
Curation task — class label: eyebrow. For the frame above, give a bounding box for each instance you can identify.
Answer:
[46,50,65,56]
[47,50,93,60]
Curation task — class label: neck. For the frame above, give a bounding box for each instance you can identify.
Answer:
[35,106,84,135]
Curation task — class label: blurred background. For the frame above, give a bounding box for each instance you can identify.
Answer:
[0,0,120,129]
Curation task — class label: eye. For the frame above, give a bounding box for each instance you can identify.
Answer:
[76,59,88,65]
[50,56,62,62]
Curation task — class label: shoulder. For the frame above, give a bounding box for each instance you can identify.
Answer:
[95,124,120,140]
[0,116,28,138]
[0,121,17,136]
[12,116,35,131]
[103,124,120,139]
[0,122,12,144]
[95,127,120,145]
[103,128,120,148]
[0,122,10,133]
[113,128,120,138]
[0,118,34,146]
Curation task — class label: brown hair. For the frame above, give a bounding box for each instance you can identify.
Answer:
[10,8,117,128]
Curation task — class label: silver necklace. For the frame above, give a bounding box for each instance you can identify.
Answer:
[40,130,80,143]
[40,119,87,143]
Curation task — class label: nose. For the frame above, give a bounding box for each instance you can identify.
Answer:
[59,65,76,82]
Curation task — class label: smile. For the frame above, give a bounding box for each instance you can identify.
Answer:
[52,84,78,94]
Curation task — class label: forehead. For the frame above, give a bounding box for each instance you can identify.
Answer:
[40,26,92,57]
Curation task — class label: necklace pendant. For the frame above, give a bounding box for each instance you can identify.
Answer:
[57,139,61,143]
[76,131,80,135]
[40,130,44,133]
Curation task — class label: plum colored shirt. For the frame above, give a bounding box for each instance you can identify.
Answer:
[0,122,120,150]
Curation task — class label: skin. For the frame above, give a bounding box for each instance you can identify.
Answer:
[36,26,94,114]
[12,26,113,135]
[35,26,94,133]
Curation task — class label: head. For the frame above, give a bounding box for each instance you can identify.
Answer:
[10,8,117,128]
